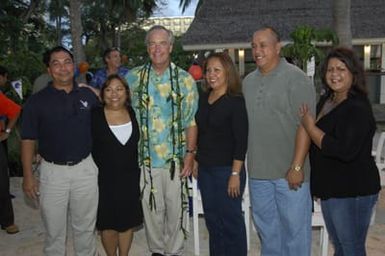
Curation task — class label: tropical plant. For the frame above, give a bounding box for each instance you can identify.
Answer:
[281,25,338,72]
[179,0,202,14]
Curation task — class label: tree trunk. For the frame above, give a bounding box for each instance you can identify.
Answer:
[69,0,86,64]
[69,0,86,81]
[333,0,352,48]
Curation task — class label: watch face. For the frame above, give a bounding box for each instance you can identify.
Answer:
[293,165,302,172]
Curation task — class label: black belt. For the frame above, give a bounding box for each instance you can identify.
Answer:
[45,158,84,166]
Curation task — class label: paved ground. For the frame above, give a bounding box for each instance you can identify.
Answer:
[1,177,385,256]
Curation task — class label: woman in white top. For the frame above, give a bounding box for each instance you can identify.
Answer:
[91,74,142,256]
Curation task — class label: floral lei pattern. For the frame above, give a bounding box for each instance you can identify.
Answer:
[137,62,190,236]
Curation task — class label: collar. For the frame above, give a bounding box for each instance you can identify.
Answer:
[47,81,80,94]
[257,58,287,77]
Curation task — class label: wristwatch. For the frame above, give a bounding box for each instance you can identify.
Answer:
[4,128,11,134]
[185,149,197,154]
[292,165,302,172]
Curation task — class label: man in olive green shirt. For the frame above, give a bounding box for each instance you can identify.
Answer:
[243,27,315,256]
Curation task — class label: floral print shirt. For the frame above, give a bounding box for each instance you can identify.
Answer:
[125,62,198,168]
[90,66,129,89]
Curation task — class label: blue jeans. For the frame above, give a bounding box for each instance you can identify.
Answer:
[249,178,312,256]
[321,194,378,256]
[198,166,247,256]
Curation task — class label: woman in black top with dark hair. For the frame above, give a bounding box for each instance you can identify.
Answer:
[91,74,142,256]
[300,47,380,256]
[194,52,248,256]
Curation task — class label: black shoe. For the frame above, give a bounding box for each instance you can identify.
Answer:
[151,254,164,256]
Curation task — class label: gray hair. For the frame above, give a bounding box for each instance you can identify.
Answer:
[145,25,175,45]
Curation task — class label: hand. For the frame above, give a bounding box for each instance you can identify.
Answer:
[286,168,304,190]
[0,132,9,141]
[23,175,39,200]
[180,153,195,178]
[299,103,315,131]
[192,160,198,178]
[228,175,241,198]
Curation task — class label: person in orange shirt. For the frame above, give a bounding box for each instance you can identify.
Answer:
[0,92,21,234]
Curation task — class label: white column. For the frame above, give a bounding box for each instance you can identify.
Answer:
[238,49,245,77]
[380,43,385,103]
[228,48,235,63]
[364,45,371,70]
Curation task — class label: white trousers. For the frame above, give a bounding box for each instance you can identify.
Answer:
[39,155,98,256]
[141,168,187,256]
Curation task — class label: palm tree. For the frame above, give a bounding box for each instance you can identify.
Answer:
[332,0,352,48]
[69,0,86,66]
[179,0,202,14]
[47,0,68,45]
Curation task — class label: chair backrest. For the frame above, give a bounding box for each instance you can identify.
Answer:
[374,132,385,167]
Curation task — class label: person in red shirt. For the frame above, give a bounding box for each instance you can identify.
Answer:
[0,92,21,234]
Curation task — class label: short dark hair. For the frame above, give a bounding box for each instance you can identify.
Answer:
[100,74,131,106]
[103,47,121,65]
[44,46,74,67]
[321,47,367,97]
[255,26,281,43]
[0,65,8,76]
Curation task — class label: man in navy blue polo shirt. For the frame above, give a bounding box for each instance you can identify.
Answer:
[21,46,99,256]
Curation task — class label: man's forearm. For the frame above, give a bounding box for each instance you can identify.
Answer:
[291,125,311,167]
[6,114,20,131]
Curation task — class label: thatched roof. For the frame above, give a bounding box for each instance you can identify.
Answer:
[182,0,385,50]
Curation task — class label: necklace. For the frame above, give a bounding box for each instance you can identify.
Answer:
[137,62,189,236]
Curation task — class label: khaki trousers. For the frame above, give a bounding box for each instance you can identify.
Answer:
[141,168,188,256]
[39,155,98,256]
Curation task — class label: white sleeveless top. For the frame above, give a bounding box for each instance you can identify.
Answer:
[109,122,132,145]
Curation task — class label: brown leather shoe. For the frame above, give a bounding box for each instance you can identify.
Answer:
[3,224,19,234]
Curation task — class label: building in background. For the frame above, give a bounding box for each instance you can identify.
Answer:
[142,16,194,36]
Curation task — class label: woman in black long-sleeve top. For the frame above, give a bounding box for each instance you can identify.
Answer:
[194,52,248,256]
[300,47,380,256]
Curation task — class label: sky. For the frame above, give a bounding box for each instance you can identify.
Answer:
[152,0,198,17]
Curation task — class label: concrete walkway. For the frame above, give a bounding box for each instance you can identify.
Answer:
[1,177,385,256]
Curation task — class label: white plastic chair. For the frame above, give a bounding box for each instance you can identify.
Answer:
[373,131,385,186]
[369,131,385,225]
[312,200,329,256]
[191,171,250,255]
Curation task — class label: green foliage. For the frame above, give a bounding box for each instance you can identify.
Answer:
[0,50,45,100]
[281,25,338,72]
[172,36,195,70]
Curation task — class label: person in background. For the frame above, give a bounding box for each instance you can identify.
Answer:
[243,26,316,256]
[91,74,142,256]
[0,65,22,177]
[0,93,20,234]
[125,25,198,256]
[90,47,129,90]
[0,65,10,154]
[300,47,381,256]
[32,50,52,95]
[194,52,248,256]
[21,46,99,256]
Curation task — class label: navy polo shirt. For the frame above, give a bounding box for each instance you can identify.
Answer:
[21,83,99,163]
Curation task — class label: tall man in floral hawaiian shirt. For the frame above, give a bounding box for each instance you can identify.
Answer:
[125,25,198,256]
